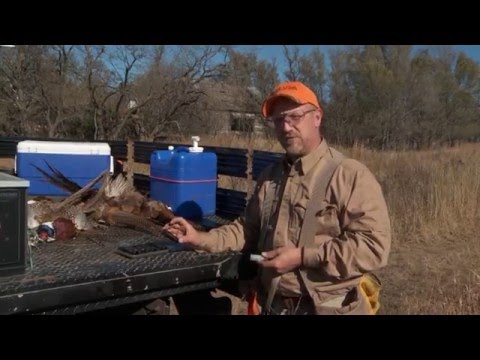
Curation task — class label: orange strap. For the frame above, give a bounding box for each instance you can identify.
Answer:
[246,291,261,315]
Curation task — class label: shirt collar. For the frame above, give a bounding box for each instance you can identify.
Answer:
[283,138,329,176]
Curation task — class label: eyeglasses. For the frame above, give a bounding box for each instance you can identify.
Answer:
[266,108,317,128]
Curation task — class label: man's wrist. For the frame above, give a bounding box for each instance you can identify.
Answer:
[196,231,216,251]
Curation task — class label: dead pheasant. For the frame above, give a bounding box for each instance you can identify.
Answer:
[28,169,109,231]
[27,162,199,239]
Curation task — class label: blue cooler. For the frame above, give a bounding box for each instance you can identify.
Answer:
[150,137,217,220]
[16,140,113,196]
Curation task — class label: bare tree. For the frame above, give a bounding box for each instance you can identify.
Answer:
[0,45,43,136]
[79,45,153,140]
[131,45,229,141]
[281,46,327,103]
[36,45,86,137]
[226,48,279,102]
[282,45,302,81]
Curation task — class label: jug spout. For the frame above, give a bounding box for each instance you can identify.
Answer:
[189,136,204,153]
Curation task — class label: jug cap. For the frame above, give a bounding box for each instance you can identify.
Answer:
[189,136,204,153]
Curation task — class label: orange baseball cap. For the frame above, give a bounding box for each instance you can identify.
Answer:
[261,81,321,117]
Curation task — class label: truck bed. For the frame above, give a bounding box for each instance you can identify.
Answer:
[0,221,241,315]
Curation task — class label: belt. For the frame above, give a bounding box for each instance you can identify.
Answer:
[281,296,301,308]
[279,296,313,314]
[262,295,313,315]
[281,294,347,312]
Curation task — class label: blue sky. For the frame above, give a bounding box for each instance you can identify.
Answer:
[235,45,480,77]
[454,45,480,57]
[239,45,480,62]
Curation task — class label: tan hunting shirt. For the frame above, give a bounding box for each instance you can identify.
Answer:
[198,139,391,308]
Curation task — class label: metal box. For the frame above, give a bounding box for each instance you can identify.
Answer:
[0,172,29,276]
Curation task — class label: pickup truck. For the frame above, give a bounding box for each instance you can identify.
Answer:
[0,137,280,315]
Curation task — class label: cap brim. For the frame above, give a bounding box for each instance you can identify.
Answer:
[262,94,305,117]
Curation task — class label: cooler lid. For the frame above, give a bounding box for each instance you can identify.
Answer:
[17,140,111,155]
[0,172,29,188]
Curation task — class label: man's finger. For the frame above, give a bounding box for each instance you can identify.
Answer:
[168,217,189,226]
[261,249,278,260]
[170,223,184,231]
[259,259,275,268]
[165,228,182,237]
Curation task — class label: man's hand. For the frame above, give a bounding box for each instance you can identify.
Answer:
[163,217,201,247]
[259,247,302,274]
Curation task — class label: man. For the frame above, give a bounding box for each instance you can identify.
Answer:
[164,81,391,315]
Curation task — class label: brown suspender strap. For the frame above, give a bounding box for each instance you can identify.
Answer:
[296,151,344,298]
[256,162,283,315]
[258,162,283,251]
[264,150,345,314]
[298,153,345,248]
[259,163,284,315]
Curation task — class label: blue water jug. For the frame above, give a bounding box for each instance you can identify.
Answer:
[150,136,217,220]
